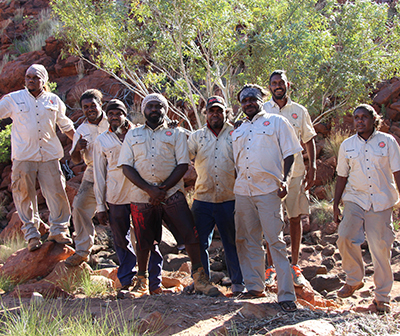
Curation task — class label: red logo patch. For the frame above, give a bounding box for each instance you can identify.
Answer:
[379,141,386,148]
[292,113,298,119]
[263,121,270,126]
[49,100,54,104]
[229,130,233,136]
[165,131,172,136]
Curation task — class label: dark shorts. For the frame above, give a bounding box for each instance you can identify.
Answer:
[130,191,198,251]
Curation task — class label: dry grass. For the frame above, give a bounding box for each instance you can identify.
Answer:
[324,128,350,160]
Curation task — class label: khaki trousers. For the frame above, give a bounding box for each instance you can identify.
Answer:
[235,193,296,302]
[11,160,71,241]
[72,180,97,257]
[337,201,395,302]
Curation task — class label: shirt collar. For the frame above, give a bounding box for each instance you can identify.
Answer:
[357,128,377,142]
[269,97,293,109]
[245,111,266,122]
[144,119,168,131]
[206,121,231,137]
[25,87,46,100]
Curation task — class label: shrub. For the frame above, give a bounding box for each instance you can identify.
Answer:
[0,124,11,163]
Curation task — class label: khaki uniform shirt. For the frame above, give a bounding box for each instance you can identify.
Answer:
[188,122,235,203]
[263,98,316,177]
[117,121,190,203]
[0,88,74,162]
[93,128,135,212]
[337,130,400,211]
[70,114,109,182]
[232,111,303,196]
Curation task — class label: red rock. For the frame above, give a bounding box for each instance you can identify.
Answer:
[0,241,74,283]
[268,319,335,335]
[71,164,86,175]
[0,211,49,242]
[386,106,400,121]
[162,276,182,288]
[301,215,310,234]
[373,80,400,106]
[0,172,10,190]
[138,311,169,334]
[313,123,330,137]
[68,173,83,184]
[55,55,80,77]
[44,36,64,59]
[314,160,335,186]
[36,188,46,205]
[240,302,278,319]
[1,165,11,179]
[11,282,70,298]
[323,221,338,235]
[94,267,121,289]
[390,125,400,139]
[380,119,390,133]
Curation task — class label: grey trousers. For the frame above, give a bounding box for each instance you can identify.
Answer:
[235,192,296,302]
[72,180,97,257]
[337,201,395,302]
[11,160,71,241]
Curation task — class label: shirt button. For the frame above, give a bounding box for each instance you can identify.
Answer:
[370,185,372,187]
[366,159,369,161]
[246,157,248,159]
[152,147,154,149]
[366,150,368,152]
[152,174,154,176]
[215,166,217,168]
[247,147,249,150]
[248,176,250,178]
[216,148,218,150]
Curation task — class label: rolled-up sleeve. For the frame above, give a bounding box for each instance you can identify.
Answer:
[336,143,349,177]
[0,95,13,119]
[117,131,135,168]
[389,136,400,173]
[188,132,198,160]
[278,118,303,159]
[174,129,190,165]
[55,96,74,133]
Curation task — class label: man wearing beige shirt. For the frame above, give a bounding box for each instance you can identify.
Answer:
[0,64,75,251]
[67,89,109,266]
[263,70,317,287]
[188,96,244,295]
[118,93,219,296]
[233,84,302,312]
[334,104,400,313]
[93,99,163,293]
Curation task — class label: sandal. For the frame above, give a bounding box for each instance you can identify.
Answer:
[279,300,297,312]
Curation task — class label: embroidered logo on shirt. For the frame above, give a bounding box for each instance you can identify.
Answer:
[263,121,270,126]
[292,113,298,119]
[378,141,386,148]
[49,100,54,104]
[229,130,233,136]
[165,131,172,136]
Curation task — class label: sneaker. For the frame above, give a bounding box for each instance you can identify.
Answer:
[131,275,149,296]
[193,267,221,297]
[48,233,73,245]
[28,237,42,252]
[265,266,276,287]
[291,265,306,287]
[337,282,364,298]
[65,253,88,267]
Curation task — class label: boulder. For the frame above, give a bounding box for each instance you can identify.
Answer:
[373,80,400,106]
[163,253,191,271]
[0,211,49,242]
[301,265,327,281]
[240,302,279,319]
[162,276,182,288]
[0,241,74,283]
[310,274,343,293]
[11,281,70,299]
[314,160,335,186]
[268,319,335,336]
[321,244,336,257]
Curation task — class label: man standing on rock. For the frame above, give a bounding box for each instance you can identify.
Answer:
[93,99,163,293]
[233,84,302,312]
[188,96,244,296]
[334,104,400,313]
[263,70,317,288]
[66,89,109,266]
[0,64,75,251]
[118,93,220,297]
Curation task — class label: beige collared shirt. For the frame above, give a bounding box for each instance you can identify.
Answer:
[232,111,303,196]
[0,88,74,162]
[70,114,109,182]
[263,98,316,177]
[337,130,400,211]
[93,129,135,212]
[117,121,190,203]
[188,122,235,203]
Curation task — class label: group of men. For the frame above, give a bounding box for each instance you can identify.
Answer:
[1,64,399,313]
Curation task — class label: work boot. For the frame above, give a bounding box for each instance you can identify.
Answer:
[131,275,149,296]
[65,253,88,267]
[265,266,276,287]
[150,287,163,295]
[193,267,221,297]
[47,233,73,245]
[373,299,391,313]
[291,265,306,287]
[28,237,42,252]
[337,282,364,298]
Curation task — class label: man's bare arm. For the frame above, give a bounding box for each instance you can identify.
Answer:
[161,164,188,191]
[278,154,294,199]
[333,176,348,223]
[65,129,75,141]
[304,138,316,190]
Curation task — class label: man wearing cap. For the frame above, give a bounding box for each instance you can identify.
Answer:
[263,70,317,288]
[0,64,75,251]
[93,99,163,293]
[233,84,302,312]
[188,96,244,296]
[66,89,109,266]
[118,93,220,296]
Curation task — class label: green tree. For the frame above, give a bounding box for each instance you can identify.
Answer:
[0,124,11,163]
[51,0,400,129]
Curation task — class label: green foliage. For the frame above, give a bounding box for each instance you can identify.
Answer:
[310,199,334,226]
[77,270,112,297]
[0,237,26,262]
[51,0,400,129]
[48,81,58,93]
[0,124,11,163]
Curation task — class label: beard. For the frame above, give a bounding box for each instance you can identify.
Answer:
[145,113,163,125]
[272,89,286,100]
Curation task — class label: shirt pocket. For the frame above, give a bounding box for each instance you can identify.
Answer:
[130,135,147,159]
[43,104,58,122]
[344,149,361,172]
[106,144,121,168]
[371,145,389,169]
[254,126,274,148]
